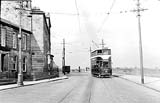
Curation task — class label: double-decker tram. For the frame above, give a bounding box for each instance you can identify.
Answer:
[90,48,112,77]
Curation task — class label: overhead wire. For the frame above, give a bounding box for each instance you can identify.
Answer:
[74,0,81,32]
[92,40,99,48]
[97,0,117,33]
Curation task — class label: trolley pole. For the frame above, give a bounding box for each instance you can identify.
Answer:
[99,39,105,49]
[102,39,104,49]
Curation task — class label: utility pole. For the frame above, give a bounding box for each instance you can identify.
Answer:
[137,0,144,84]
[15,0,32,83]
[15,0,31,86]
[62,38,65,70]
[17,1,23,86]
[132,0,147,84]
[90,46,92,70]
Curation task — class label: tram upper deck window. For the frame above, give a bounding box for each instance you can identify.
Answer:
[103,49,111,55]
[97,50,102,53]
[91,51,97,56]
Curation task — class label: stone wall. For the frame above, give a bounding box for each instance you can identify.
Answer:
[0,20,32,80]
[1,0,32,31]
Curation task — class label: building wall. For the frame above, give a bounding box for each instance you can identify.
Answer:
[43,16,51,72]
[32,14,44,52]
[0,20,31,80]
[1,0,52,80]
[1,0,32,31]
[30,9,51,79]
[31,13,45,74]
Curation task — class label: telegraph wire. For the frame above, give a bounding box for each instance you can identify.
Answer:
[49,12,78,16]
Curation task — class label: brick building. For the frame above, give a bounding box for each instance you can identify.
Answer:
[0,18,32,80]
[1,0,53,80]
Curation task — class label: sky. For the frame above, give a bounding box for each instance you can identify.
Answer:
[32,0,160,69]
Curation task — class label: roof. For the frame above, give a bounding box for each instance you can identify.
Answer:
[0,18,32,34]
[91,47,110,53]
[1,0,31,1]
[1,18,19,28]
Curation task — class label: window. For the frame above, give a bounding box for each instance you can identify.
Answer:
[103,49,111,55]
[13,56,17,70]
[22,57,27,72]
[1,54,8,72]
[97,50,102,53]
[0,25,1,44]
[22,34,27,50]
[1,27,6,47]
[13,32,17,49]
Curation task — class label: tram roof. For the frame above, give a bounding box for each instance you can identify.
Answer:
[91,47,110,53]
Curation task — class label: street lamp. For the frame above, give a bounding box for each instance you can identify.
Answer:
[17,1,23,86]
[16,0,32,86]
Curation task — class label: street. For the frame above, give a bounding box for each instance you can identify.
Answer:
[0,72,160,103]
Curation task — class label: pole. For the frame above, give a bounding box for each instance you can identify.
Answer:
[63,39,65,66]
[90,47,92,70]
[102,39,104,49]
[17,1,23,86]
[62,38,65,71]
[137,0,144,84]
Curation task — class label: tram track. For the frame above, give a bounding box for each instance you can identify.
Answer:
[101,78,117,102]
[57,75,93,103]
[57,85,77,103]
[55,73,94,103]
[88,76,93,103]
[57,78,83,103]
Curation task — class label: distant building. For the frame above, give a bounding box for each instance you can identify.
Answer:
[0,18,32,80]
[1,0,53,80]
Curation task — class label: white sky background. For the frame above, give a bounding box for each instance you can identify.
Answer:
[32,0,160,69]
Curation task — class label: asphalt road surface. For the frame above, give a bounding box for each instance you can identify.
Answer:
[0,72,160,103]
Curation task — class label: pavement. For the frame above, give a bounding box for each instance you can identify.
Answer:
[0,75,68,91]
[114,74,160,92]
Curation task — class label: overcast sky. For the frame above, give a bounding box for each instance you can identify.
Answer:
[32,0,160,69]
